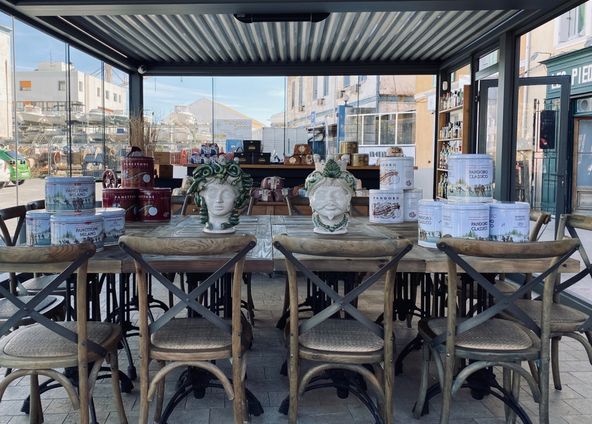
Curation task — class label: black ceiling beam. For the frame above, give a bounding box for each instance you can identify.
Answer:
[12,0,554,17]
[138,60,440,77]
[0,1,137,71]
[439,0,588,71]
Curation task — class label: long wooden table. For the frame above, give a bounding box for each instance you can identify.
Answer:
[11,215,579,275]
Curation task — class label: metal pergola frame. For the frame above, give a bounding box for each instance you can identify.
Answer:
[0,0,587,203]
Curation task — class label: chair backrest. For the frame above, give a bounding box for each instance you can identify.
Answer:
[171,194,196,216]
[0,242,97,378]
[436,238,579,352]
[529,210,551,241]
[0,205,27,247]
[555,213,592,297]
[26,199,45,211]
[119,234,257,355]
[273,235,412,357]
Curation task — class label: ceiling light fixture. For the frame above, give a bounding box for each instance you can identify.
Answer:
[233,13,330,23]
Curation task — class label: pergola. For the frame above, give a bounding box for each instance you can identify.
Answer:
[0,0,587,202]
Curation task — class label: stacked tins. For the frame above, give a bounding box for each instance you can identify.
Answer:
[103,155,171,222]
[370,155,422,224]
[28,176,125,251]
[417,154,530,248]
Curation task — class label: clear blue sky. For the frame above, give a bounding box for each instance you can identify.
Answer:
[0,13,286,125]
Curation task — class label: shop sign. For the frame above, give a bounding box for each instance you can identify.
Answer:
[544,46,592,98]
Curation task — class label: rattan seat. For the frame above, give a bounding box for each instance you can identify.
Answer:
[299,319,384,354]
[0,321,121,369]
[151,318,231,352]
[21,275,67,294]
[420,318,540,352]
[0,295,63,323]
[511,299,588,332]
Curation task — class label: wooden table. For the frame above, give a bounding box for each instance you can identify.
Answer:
[270,217,580,274]
[11,216,579,275]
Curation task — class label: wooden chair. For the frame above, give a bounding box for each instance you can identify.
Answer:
[119,234,257,424]
[413,238,579,424]
[0,243,127,424]
[522,213,592,391]
[273,234,412,424]
[0,205,64,325]
[493,210,552,295]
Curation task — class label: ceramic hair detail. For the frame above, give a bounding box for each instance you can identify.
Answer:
[188,158,253,233]
[305,158,356,234]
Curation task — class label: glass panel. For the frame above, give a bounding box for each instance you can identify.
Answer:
[515,85,563,213]
[213,76,285,157]
[109,66,129,173]
[13,19,67,200]
[144,76,213,164]
[397,112,416,144]
[69,47,104,178]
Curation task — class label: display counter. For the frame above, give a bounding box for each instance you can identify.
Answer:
[185,164,380,189]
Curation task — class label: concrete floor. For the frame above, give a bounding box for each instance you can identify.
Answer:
[0,273,591,424]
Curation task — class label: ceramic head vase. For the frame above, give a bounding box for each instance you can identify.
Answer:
[188,157,253,233]
[305,158,356,234]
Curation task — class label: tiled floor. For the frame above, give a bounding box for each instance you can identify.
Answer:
[1,273,592,424]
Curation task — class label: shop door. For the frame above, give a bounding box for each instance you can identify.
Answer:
[477,76,570,217]
[573,117,592,213]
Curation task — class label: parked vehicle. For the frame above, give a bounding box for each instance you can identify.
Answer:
[0,150,32,184]
[0,159,10,188]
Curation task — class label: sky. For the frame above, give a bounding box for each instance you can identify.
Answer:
[0,13,286,126]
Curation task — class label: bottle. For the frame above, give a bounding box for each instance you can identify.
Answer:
[443,174,448,198]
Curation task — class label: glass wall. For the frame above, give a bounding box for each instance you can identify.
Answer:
[0,10,130,207]
[144,75,430,164]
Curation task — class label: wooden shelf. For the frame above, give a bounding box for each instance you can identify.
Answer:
[437,168,449,172]
[437,138,462,142]
[186,163,379,171]
[439,104,464,114]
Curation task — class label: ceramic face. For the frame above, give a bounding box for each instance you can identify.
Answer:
[309,180,352,221]
[201,181,237,219]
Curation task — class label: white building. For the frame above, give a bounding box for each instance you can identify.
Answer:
[15,61,126,115]
[0,25,12,139]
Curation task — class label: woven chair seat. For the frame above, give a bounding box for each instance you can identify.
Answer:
[494,279,519,294]
[151,318,237,354]
[512,299,588,332]
[421,318,539,352]
[299,319,384,354]
[0,296,63,320]
[22,274,67,294]
[0,321,121,369]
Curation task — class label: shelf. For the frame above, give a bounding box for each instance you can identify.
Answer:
[438,137,462,142]
[439,104,463,114]
[437,168,448,172]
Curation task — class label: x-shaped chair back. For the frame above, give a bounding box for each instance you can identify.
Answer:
[556,214,592,331]
[119,235,256,341]
[0,205,26,248]
[435,238,580,349]
[0,205,28,294]
[0,242,102,354]
[273,234,412,343]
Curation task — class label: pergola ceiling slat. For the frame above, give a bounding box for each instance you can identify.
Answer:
[0,0,585,75]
